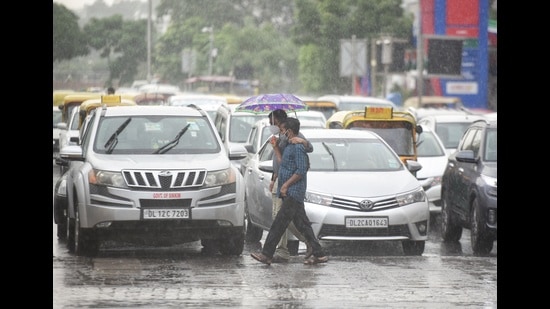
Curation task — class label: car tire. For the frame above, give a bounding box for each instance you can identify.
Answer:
[67,215,75,252]
[402,240,425,256]
[470,198,493,255]
[440,194,462,242]
[73,205,99,257]
[57,222,67,240]
[245,208,263,243]
[287,240,299,256]
[201,238,220,255]
[219,227,245,256]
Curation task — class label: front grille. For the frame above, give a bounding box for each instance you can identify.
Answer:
[123,169,207,189]
[330,196,399,212]
[319,224,411,238]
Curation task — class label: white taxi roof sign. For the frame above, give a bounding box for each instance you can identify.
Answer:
[101,95,122,104]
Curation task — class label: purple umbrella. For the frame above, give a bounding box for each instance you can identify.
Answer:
[235,93,308,114]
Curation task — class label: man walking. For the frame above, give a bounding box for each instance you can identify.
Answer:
[251,117,328,265]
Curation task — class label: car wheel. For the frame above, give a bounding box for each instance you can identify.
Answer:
[201,239,220,255]
[470,198,493,255]
[219,227,245,256]
[440,195,462,242]
[57,222,67,240]
[73,205,99,257]
[67,214,75,252]
[402,240,425,256]
[245,207,263,243]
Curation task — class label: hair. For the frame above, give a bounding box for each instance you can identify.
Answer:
[282,117,300,135]
[268,109,288,125]
[107,87,115,94]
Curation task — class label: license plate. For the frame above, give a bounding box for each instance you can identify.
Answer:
[345,216,388,228]
[143,208,190,219]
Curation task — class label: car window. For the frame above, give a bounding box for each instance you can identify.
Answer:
[417,131,445,157]
[470,128,482,157]
[484,128,497,162]
[53,109,62,126]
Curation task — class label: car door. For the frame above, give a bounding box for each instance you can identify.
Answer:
[453,126,482,219]
[244,140,274,230]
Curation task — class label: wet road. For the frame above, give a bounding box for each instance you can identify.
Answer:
[53,160,497,308]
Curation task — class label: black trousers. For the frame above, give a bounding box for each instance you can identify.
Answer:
[262,196,325,258]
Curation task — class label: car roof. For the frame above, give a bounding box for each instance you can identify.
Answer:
[419,114,485,123]
[101,105,205,117]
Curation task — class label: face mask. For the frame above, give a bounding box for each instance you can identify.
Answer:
[268,125,280,135]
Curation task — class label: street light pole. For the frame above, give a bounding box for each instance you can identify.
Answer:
[202,26,214,76]
[147,0,152,83]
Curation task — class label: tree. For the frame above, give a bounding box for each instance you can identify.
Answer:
[83,15,148,86]
[53,3,89,63]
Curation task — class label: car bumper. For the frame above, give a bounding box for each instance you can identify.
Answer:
[304,201,429,241]
[78,186,245,239]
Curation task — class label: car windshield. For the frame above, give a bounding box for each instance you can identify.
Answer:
[435,122,473,149]
[94,115,220,154]
[484,128,497,162]
[308,138,402,171]
[416,131,446,157]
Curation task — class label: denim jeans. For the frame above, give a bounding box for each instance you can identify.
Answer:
[262,196,325,258]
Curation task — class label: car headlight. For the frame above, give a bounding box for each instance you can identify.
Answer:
[204,168,236,187]
[88,169,128,188]
[396,187,426,206]
[481,174,497,197]
[305,191,333,206]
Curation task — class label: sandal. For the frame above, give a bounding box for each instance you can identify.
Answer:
[304,255,328,265]
[251,252,272,265]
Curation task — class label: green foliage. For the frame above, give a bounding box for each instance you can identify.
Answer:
[53,3,88,63]
[54,0,414,94]
[82,15,147,86]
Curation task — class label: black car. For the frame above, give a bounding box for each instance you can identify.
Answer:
[440,118,497,255]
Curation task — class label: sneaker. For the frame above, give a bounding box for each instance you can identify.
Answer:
[304,255,328,265]
[250,252,272,265]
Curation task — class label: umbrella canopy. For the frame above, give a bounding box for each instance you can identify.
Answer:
[235,93,308,114]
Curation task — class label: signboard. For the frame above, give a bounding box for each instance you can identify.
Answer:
[340,38,367,76]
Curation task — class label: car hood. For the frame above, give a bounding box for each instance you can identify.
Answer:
[307,170,420,198]
[90,153,231,171]
[416,156,447,178]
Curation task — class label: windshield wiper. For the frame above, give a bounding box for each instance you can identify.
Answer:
[321,142,338,171]
[153,123,191,154]
[104,117,132,154]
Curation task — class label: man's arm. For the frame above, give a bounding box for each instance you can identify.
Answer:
[289,133,314,153]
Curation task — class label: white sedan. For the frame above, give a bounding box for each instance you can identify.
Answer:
[243,129,429,255]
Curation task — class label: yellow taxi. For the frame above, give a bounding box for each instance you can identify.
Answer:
[58,92,102,122]
[327,106,422,166]
[304,100,338,120]
[78,95,137,128]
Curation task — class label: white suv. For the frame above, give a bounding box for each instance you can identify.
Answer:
[61,105,246,256]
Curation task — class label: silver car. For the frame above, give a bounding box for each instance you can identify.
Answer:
[61,105,246,256]
[243,129,429,255]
